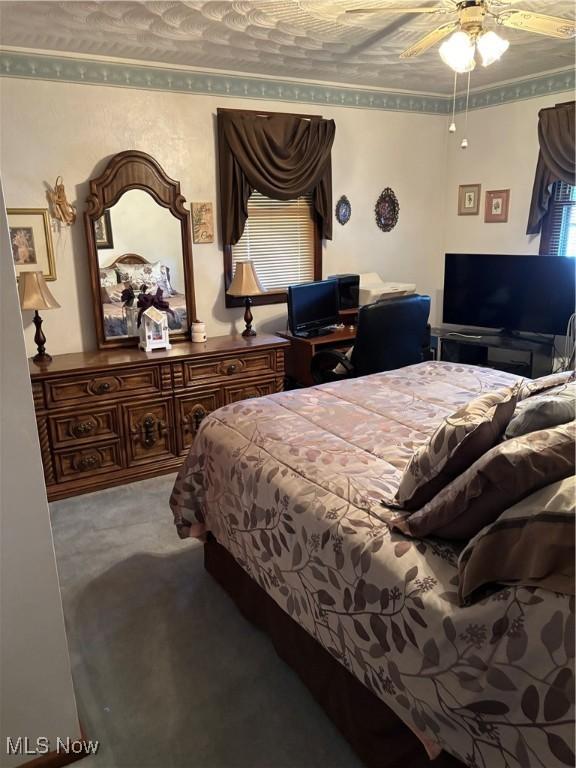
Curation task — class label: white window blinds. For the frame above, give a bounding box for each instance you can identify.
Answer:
[232,191,316,292]
[542,181,576,258]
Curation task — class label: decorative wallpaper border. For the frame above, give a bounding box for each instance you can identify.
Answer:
[0,50,573,115]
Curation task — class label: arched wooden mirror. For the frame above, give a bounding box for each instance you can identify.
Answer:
[84,150,196,349]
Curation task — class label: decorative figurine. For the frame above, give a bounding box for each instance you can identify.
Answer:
[136,286,174,351]
[47,176,77,225]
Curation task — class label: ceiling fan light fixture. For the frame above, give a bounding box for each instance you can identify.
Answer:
[439,31,476,74]
[477,30,509,66]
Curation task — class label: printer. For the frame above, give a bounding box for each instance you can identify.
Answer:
[358,272,416,306]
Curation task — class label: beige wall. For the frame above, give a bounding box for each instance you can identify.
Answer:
[443,91,573,256]
[1,77,570,357]
[0,179,80,766]
[0,77,448,354]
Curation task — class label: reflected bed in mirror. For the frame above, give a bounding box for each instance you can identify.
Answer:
[85,150,196,349]
[99,253,188,339]
[96,188,186,339]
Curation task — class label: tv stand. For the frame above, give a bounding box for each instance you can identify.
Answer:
[434,326,555,378]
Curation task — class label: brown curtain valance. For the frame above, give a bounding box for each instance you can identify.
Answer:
[218,110,335,245]
[526,101,575,235]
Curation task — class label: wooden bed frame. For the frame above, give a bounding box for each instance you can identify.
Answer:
[205,536,464,768]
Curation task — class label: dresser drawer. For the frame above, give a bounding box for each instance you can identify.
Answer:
[54,442,124,481]
[122,398,177,466]
[180,350,277,387]
[224,378,278,404]
[176,388,222,452]
[45,366,161,408]
[48,405,120,448]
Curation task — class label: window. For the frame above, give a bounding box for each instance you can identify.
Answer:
[225,190,320,306]
[540,180,576,257]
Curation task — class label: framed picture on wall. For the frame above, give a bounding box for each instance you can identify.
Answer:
[458,184,481,216]
[94,209,114,249]
[7,208,56,281]
[485,189,510,223]
[191,202,214,244]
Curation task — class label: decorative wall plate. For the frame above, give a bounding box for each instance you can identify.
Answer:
[335,195,351,225]
[375,188,399,232]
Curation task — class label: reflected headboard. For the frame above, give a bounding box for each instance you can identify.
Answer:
[104,253,150,268]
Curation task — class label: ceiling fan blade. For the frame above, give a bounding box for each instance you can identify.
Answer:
[346,7,447,13]
[497,10,575,39]
[399,20,459,58]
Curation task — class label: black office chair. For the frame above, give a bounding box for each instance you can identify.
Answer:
[311,294,432,384]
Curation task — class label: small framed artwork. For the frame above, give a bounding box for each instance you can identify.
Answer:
[94,209,114,249]
[485,189,510,223]
[191,202,214,244]
[458,184,481,216]
[8,208,56,281]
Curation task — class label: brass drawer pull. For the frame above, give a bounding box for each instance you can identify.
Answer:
[70,419,96,438]
[89,377,120,396]
[74,453,101,471]
[132,413,168,448]
[218,358,244,376]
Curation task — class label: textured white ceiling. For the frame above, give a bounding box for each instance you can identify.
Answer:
[0,0,573,94]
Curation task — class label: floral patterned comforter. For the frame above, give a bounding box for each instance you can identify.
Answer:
[170,362,575,768]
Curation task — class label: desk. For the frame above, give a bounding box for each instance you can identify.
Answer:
[278,326,356,387]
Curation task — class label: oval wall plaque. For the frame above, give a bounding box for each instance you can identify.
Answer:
[374,188,399,232]
[335,195,352,225]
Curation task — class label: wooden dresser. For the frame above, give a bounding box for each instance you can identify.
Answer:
[30,334,288,501]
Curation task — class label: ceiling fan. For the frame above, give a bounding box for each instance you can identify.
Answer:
[345,1,575,72]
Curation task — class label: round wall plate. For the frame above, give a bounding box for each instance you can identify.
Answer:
[375,188,399,232]
[335,195,351,225]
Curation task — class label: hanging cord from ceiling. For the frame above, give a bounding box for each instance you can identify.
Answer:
[449,70,457,134]
[461,71,471,149]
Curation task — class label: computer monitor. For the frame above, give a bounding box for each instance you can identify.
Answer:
[287,279,340,337]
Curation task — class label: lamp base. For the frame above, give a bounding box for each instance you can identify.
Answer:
[242,297,257,337]
[32,310,52,364]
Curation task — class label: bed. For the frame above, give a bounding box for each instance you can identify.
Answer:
[100,253,188,337]
[170,361,575,768]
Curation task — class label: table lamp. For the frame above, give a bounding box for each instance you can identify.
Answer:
[18,270,61,364]
[227,260,265,337]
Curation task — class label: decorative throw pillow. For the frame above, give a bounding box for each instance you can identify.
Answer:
[116,261,174,295]
[457,476,575,605]
[394,385,519,510]
[505,391,575,439]
[99,267,118,288]
[518,370,575,400]
[386,420,575,541]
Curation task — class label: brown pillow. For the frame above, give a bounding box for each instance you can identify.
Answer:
[457,476,575,605]
[394,385,518,510]
[518,370,575,400]
[386,420,575,540]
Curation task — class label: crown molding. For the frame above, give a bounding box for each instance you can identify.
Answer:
[0,49,573,116]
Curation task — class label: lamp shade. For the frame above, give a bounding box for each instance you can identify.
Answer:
[227,260,265,297]
[18,270,60,311]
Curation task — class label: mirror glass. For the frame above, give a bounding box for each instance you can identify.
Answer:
[96,189,186,340]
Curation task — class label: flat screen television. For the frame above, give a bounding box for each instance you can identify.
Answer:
[288,279,340,337]
[443,253,576,336]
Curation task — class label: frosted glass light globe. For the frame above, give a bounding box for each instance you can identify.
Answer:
[439,31,476,73]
